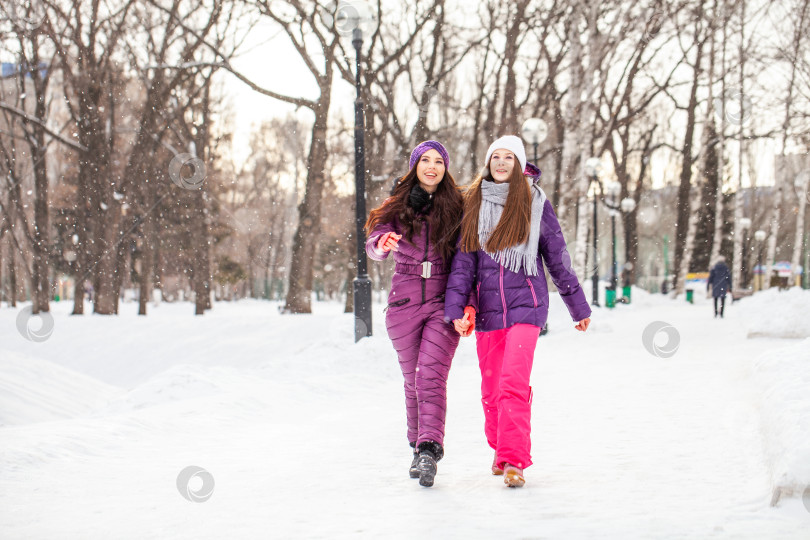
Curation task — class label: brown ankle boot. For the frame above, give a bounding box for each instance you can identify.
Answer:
[503,464,525,487]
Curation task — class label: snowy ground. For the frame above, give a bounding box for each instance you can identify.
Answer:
[1,288,810,539]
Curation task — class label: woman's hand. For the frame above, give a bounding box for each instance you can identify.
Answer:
[377,232,402,252]
[575,318,590,332]
[453,306,476,336]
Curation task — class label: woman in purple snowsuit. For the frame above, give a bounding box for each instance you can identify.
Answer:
[364,141,464,487]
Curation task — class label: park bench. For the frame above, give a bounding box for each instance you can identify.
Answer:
[731,290,754,302]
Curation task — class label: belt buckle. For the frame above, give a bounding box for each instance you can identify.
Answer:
[421,261,432,279]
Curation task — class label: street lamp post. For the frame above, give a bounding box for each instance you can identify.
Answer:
[334,1,377,342]
[754,229,766,291]
[599,182,634,308]
[604,181,622,293]
[351,28,372,342]
[620,196,637,298]
[739,217,752,290]
[584,158,602,308]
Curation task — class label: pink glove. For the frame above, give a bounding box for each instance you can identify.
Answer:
[377,232,402,252]
[453,306,476,337]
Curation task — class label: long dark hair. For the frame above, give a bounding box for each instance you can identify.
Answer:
[459,164,531,253]
[365,165,464,263]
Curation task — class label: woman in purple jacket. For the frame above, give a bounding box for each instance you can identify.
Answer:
[365,140,464,487]
[445,135,592,488]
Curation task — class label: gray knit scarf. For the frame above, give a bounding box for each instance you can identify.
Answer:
[478,179,547,276]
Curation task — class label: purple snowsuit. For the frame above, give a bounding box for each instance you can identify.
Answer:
[366,216,461,451]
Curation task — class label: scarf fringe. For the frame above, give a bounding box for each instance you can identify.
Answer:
[494,249,539,276]
[478,181,547,277]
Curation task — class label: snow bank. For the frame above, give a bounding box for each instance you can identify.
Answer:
[0,351,120,426]
[751,337,810,505]
[738,288,810,339]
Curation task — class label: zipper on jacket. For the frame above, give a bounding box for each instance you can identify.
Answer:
[527,278,538,308]
[421,221,429,304]
[500,265,507,327]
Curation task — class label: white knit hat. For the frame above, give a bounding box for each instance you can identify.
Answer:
[484,135,527,174]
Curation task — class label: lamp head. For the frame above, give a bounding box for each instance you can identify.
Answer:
[521,118,548,145]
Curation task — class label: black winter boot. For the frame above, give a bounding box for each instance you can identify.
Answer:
[416,441,443,487]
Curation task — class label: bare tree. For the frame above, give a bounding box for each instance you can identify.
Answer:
[39,0,137,314]
[9,12,52,313]
[669,1,709,294]
[779,0,810,282]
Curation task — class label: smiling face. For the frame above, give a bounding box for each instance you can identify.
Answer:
[489,149,515,183]
[415,148,446,193]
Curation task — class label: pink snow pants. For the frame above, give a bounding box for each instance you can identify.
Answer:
[475,323,540,469]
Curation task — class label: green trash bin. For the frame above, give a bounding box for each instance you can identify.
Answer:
[686,289,694,304]
[605,287,616,308]
[622,285,631,304]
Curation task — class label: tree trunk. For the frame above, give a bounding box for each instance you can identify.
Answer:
[551,99,564,209]
[710,0,727,267]
[0,230,4,306]
[284,99,331,313]
[343,261,354,313]
[562,1,587,279]
[138,210,156,316]
[112,220,130,314]
[694,121,720,272]
[676,186,702,295]
[31,133,50,313]
[671,19,705,294]
[28,42,51,314]
[72,172,87,315]
[7,239,16,307]
[497,0,529,135]
[791,188,807,280]
[194,190,212,315]
[685,29,718,279]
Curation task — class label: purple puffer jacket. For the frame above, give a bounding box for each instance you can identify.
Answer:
[366,215,453,306]
[444,166,591,332]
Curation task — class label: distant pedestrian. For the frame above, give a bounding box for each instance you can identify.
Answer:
[708,256,732,318]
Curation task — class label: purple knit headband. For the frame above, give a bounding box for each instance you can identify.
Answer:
[408,140,450,171]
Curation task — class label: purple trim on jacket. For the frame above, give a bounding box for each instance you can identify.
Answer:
[444,173,591,332]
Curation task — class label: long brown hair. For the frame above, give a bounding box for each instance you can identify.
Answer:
[459,165,531,253]
[365,165,464,262]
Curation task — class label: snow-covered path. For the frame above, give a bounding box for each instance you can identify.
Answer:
[1,292,808,539]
